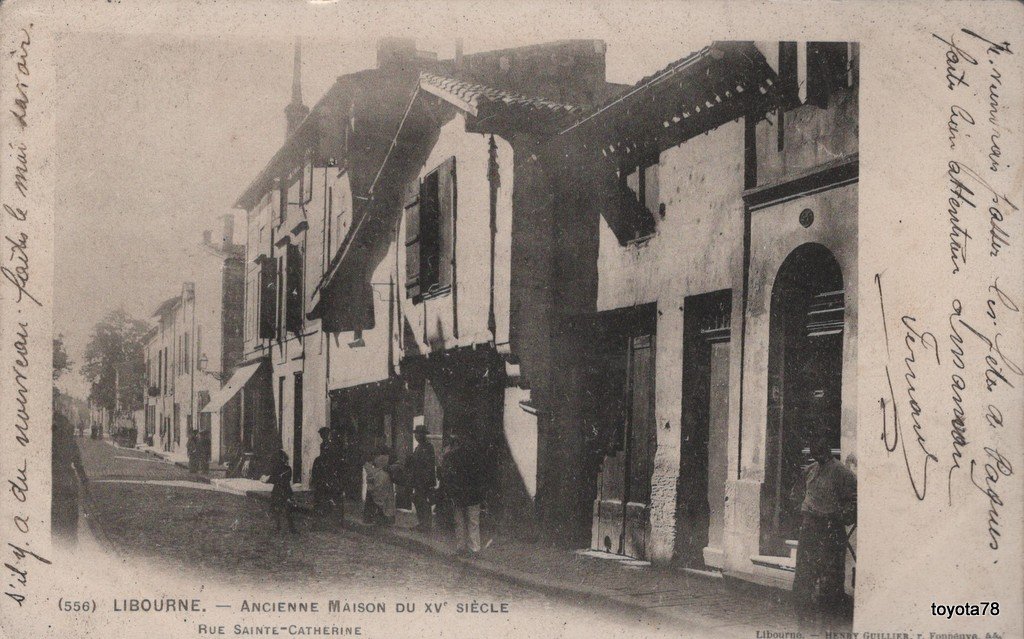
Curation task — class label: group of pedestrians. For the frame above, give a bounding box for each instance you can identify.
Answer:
[264,424,486,556]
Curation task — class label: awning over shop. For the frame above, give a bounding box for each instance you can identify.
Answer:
[200,361,265,414]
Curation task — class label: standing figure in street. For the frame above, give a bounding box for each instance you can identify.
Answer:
[197,429,211,473]
[439,433,484,556]
[407,424,436,532]
[311,437,336,518]
[326,429,347,526]
[186,429,199,473]
[791,435,857,624]
[363,447,396,526]
[52,398,89,546]
[268,449,298,534]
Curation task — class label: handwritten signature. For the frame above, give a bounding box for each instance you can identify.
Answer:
[875,273,939,500]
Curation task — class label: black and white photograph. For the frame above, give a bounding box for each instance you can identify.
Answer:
[1,2,1021,639]
[54,31,860,636]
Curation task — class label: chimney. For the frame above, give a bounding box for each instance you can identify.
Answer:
[284,37,310,136]
[454,38,464,71]
[202,230,212,245]
[220,214,235,249]
[376,37,417,69]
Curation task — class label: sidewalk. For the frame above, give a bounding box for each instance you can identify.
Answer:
[135,443,229,482]
[245,491,804,637]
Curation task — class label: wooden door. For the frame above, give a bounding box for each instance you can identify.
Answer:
[706,340,731,555]
[676,290,731,567]
[595,332,656,559]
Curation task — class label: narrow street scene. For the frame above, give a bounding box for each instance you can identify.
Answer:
[75,435,797,637]
[52,32,860,639]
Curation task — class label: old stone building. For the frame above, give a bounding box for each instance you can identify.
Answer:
[230,38,450,483]
[386,44,621,536]
[241,38,621,516]
[549,41,858,590]
[143,216,245,463]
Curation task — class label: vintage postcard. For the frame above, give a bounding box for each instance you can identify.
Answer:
[0,1,1021,637]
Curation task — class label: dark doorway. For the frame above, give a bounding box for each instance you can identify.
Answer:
[293,373,303,483]
[591,305,657,560]
[761,243,845,555]
[329,386,394,501]
[675,290,732,568]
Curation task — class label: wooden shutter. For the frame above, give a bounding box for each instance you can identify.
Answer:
[437,156,456,289]
[643,162,659,218]
[258,257,278,339]
[404,180,422,300]
[286,243,303,334]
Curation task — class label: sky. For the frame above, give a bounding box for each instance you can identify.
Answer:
[54,30,697,398]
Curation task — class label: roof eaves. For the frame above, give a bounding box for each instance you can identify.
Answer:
[419,72,578,133]
[419,74,479,116]
[559,46,713,135]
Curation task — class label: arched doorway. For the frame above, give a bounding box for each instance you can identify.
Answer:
[761,243,845,556]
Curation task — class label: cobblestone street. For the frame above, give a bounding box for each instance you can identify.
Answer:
[77,439,711,638]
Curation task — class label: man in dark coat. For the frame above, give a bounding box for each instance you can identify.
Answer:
[186,429,199,473]
[52,404,88,545]
[791,436,857,622]
[439,433,484,554]
[406,424,436,532]
[268,449,298,534]
[197,429,211,473]
[311,426,344,528]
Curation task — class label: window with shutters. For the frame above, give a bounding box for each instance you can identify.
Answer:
[405,156,456,301]
[611,153,660,244]
[285,242,304,335]
[258,256,278,339]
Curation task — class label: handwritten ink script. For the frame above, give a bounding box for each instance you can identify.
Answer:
[2,23,50,608]
[877,27,1020,561]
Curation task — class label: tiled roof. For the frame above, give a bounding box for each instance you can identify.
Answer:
[560,42,779,138]
[419,72,581,126]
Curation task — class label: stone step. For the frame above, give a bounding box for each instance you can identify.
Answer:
[750,554,796,573]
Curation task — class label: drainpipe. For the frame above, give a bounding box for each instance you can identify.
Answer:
[190,288,197,448]
[487,135,499,339]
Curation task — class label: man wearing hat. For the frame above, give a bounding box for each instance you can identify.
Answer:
[407,421,437,532]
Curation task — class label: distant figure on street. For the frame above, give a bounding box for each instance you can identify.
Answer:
[363,447,395,526]
[439,433,483,555]
[791,435,857,623]
[52,399,88,546]
[186,429,199,473]
[407,424,436,532]
[267,449,298,534]
[196,429,211,473]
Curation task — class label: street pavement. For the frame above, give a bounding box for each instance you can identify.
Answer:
[75,437,808,638]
